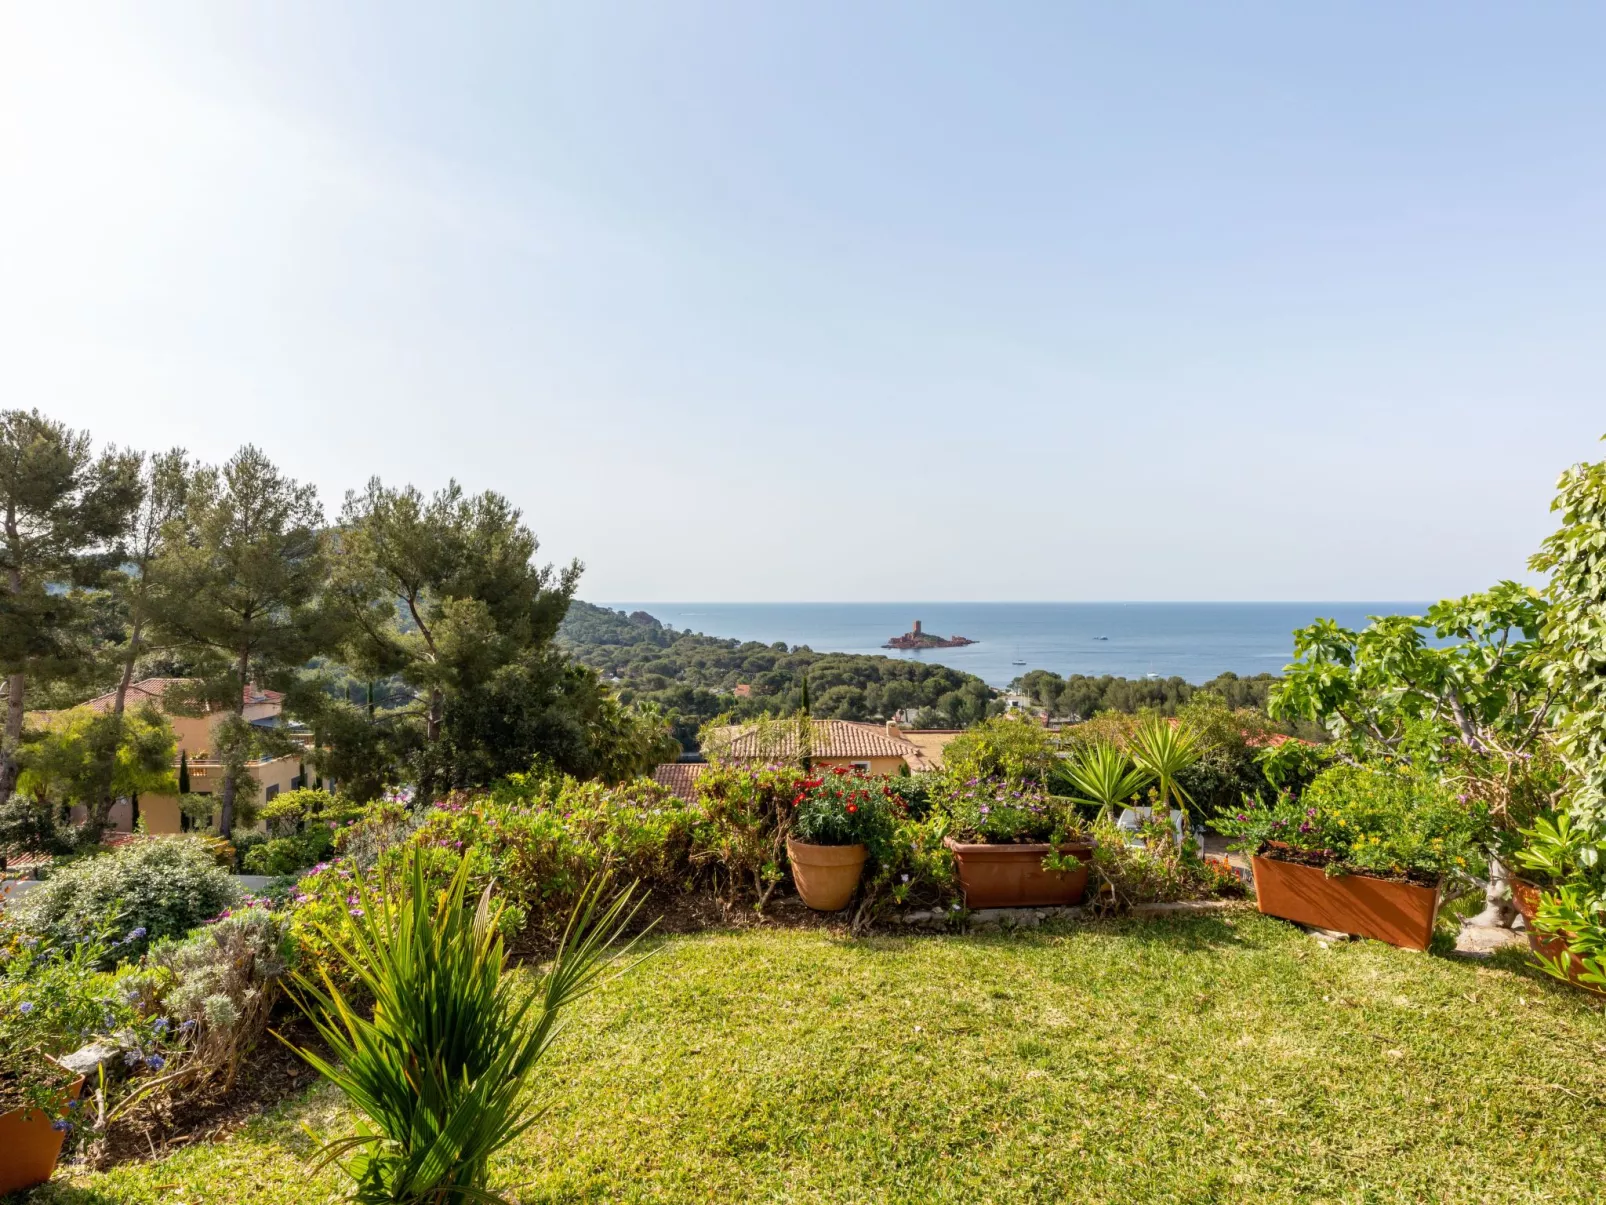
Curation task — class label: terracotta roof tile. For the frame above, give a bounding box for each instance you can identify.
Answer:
[79,679,284,715]
[709,719,920,762]
[650,762,707,802]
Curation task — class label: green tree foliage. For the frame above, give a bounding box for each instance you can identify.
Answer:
[1271,585,1559,823]
[16,704,177,823]
[0,409,141,802]
[559,602,997,750]
[1014,667,1307,726]
[146,447,334,836]
[1530,448,1606,841]
[327,482,666,796]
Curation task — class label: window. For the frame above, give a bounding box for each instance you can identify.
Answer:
[851,761,871,771]
[265,784,280,801]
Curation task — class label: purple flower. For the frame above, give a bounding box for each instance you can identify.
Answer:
[152,1017,169,1033]
[18,1001,34,1015]
[52,1118,72,1133]
[145,1054,166,1071]
[1299,822,1313,834]
[1236,813,1247,822]
[1305,809,1316,818]
[126,926,147,941]
[349,907,365,917]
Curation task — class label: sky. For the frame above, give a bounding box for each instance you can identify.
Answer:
[3,3,1603,602]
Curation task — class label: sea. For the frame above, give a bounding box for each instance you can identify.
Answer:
[596,602,1433,689]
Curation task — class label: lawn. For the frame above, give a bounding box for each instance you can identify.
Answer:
[30,912,1606,1205]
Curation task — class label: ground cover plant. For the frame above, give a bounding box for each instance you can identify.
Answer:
[32,914,1606,1205]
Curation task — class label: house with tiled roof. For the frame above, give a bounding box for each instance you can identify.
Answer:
[700,718,926,776]
[59,678,311,837]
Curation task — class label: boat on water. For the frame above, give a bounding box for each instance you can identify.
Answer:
[1094,635,1109,641]
[1011,659,1027,666]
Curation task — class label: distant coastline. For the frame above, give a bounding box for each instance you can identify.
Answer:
[597,602,1433,688]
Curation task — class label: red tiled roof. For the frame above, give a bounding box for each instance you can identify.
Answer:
[79,679,283,715]
[709,719,920,762]
[650,763,707,802]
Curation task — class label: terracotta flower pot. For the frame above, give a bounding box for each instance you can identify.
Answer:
[943,837,1095,909]
[786,838,868,911]
[1510,878,1605,996]
[0,1072,85,1197]
[1251,854,1440,951]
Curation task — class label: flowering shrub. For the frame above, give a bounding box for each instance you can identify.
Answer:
[940,777,1083,844]
[1213,766,1488,884]
[790,767,897,847]
[16,836,240,962]
[0,914,135,1115]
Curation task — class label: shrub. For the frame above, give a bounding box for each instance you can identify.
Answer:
[0,913,135,1115]
[16,836,240,960]
[0,796,77,860]
[858,811,959,919]
[692,763,809,907]
[1213,766,1488,884]
[941,715,1061,784]
[242,831,336,876]
[1083,819,1245,911]
[118,905,295,1096]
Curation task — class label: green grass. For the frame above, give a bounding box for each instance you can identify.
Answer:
[31,913,1606,1204]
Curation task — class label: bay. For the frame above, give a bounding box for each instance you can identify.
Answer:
[597,602,1431,688]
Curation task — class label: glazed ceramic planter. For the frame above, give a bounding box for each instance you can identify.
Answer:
[1510,878,1605,996]
[786,838,868,911]
[943,837,1095,909]
[0,1070,84,1197]
[1251,853,1440,951]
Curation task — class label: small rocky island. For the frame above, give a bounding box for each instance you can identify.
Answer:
[883,619,977,650]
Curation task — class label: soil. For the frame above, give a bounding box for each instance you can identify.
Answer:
[1258,842,1440,888]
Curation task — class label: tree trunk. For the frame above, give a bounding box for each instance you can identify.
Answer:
[219,647,249,838]
[0,670,22,803]
[1466,854,1517,929]
[0,541,22,803]
[82,618,143,845]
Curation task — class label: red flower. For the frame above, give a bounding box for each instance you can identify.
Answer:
[846,803,858,813]
[832,766,851,776]
[792,794,804,806]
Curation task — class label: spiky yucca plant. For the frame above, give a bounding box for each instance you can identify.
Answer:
[285,853,647,1204]
[1129,718,1203,845]
[1057,741,1153,824]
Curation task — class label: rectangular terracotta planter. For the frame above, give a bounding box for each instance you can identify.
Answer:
[944,837,1094,908]
[1251,854,1440,951]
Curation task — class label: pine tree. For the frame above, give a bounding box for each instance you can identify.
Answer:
[0,410,140,802]
[146,446,333,836]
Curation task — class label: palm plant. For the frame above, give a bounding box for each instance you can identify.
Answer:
[1057,741,1154,824]
[1129,718,1202,845]
[285,852,648,1204]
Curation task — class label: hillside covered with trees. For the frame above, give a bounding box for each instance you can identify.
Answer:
[558,602,997,748]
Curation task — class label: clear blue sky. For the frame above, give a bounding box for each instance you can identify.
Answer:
[3,3,1602,601]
